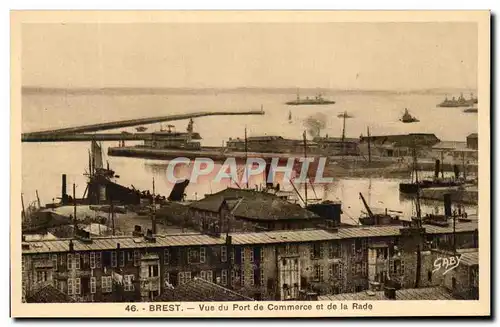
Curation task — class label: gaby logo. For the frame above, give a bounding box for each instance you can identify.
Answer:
[165,157,333,185]
[432,255,462,275]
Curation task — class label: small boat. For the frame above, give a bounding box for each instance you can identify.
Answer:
[135,126,148,132]
[288,110,292,123]
[400,108,419,123]
[463,106,478,113]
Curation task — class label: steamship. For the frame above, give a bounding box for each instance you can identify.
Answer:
[399,159,469,194]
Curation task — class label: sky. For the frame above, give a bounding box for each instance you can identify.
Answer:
[21,22,478,90]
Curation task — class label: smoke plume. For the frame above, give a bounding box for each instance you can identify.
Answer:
[303,113,328,138]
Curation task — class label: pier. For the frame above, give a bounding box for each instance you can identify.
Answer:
[22,110,265,140]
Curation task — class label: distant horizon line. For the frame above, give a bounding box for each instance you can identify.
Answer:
[22,85,477,95]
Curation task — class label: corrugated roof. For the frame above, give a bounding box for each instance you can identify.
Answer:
[460,251,479,266]
[423,221,478,234]
[318,287,454,301]
[22,222,478,254]
[231,229,339,245]
[337,226,401,239]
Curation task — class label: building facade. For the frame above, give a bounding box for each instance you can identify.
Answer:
[21,221,478,303]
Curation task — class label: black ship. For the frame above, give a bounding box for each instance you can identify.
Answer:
[399,159,466,194]
[358,193,409,226]
[438,93,477,108]
[286,91,335,106]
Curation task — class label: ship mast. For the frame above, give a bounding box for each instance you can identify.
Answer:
[367,126,371,164]
[303,130,308,207]
[413,146,422,288]
[243,126,249,189]
[341,111,347,157]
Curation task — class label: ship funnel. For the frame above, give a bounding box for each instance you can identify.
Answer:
[61,174,67,203]
[444,193,452,217]
[434,160,440,179]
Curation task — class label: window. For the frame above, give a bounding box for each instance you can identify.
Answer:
[221,246,227,263]
[74,278,81,295]
[36,271,48,283]
[241,248,245,263]
[90,277,96,294]
[452,277,457,289]
[148,265,159,277]
[261,248,265,263]
[231,270,240,286]
[59,254,65,266]
[67,254,73,269]
[241,270,245,286]
[249,270,255,286]
[102,276,112,293]
[312,243,322,259]
[249,248,254,263]
[68,278,74,295]
[200,247,206,263]
[329,243,340,258]
[59,280,66,294]
[96,252,101,268]
[74,254,80,270]
[124,275,135,291]
[164,249,170,265]
[111,252,117,267]
[188,249,200,264]
[427,271,432,282]
[329,263,340,280]
[178,272,192,285]
[231,249,235,263]
[127,251,133,262]
[314,265,323,281]
[200,270,213,282]
[90,252,96,269]
[133,250,140,267]
[221,270,228,285]
[52,254,58,270]
[260,269,264,286]
[119,252,125,267]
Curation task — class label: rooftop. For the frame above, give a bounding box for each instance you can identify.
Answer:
[21,220,478,255]
[155,277,254,302]
[432,141,476,152]
[26,283,75,303]
[460,251,479,266]
[318,287,454,301]
[189,188,319,221]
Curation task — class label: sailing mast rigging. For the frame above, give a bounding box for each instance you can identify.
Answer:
[303,130,308,207]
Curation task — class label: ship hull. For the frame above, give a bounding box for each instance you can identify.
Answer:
[399,180,465,194]
[286,101,336,105]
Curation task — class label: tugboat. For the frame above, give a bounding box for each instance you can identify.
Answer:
[438,93,477,107]
[135,126,148,132]
[358,193,409,226]
[286,91,335,106]
[400,108,419,123]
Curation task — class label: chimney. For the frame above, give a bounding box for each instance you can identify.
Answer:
[145,229,156,242]
[116,242,121,249]
[444,193,452,217]
[62,174,67,202]
[384,286,396,300]
[434,160,440,179]
[69,239,74,252]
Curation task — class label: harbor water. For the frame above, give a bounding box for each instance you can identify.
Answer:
[21,89,479,223]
